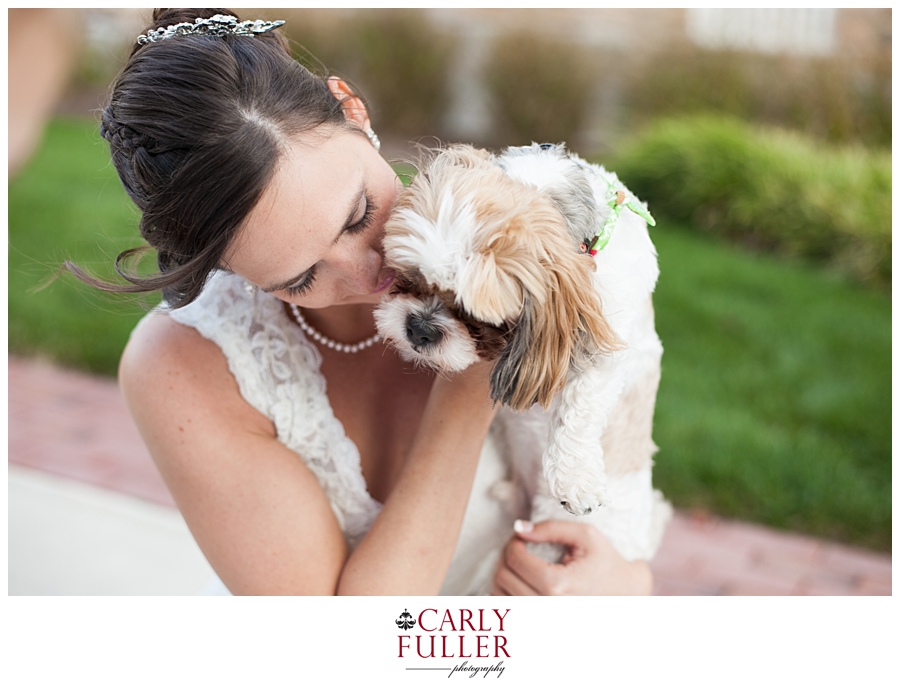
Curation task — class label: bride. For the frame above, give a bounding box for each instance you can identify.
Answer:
[69,8,662,595]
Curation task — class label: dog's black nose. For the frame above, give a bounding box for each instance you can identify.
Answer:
[406,315,443,347]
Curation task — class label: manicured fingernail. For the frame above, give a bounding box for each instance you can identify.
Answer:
[513,519,533,534]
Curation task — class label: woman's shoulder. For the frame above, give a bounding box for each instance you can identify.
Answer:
[132,271,287,391]
[120,310,233,400]
[120,271,267,410]
[121,270,320,431]
[123,307,217,369]
[120,308,277,436]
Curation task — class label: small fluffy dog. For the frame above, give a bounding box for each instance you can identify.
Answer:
[374,143,667,557]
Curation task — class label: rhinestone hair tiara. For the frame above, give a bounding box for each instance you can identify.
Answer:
[137,14,285,45]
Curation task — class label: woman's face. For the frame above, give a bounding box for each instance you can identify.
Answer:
[224,127,401,309]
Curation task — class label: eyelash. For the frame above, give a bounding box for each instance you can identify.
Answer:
[284,194,377,297]
[346,193,377,236]
[285,270,317,297]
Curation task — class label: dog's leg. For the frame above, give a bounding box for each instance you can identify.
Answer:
[544,355,626,514]
[528,466,673,565]
[524,479,570,564]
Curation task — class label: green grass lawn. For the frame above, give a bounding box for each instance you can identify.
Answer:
[9,119,157,375]
[9,118,892,551]
[650,222,890,551]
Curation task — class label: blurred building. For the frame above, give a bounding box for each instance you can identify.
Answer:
[421,8,890,142]
[8,9,82,176]
[12,8,889,164]
[7,8,146,176]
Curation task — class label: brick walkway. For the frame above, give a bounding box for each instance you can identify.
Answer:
[8,355,892,595]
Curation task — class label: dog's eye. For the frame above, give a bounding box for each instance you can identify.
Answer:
[391,275,416,295]
[463,320,511,358]
[466,322,506,341]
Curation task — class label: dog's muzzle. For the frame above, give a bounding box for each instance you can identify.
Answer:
[406,313,444,348]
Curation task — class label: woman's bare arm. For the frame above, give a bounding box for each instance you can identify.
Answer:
[336,362,496,594]
[119,312,494,595]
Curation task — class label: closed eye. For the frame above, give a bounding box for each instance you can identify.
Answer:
[285,266,317,297]
[343,193,376,237]
[284,194,377,297]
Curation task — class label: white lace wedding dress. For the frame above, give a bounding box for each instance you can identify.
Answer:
[147,270,669,595]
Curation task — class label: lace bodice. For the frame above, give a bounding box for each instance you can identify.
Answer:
[155,270,518,595]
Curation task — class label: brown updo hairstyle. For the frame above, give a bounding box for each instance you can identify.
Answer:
[66,8,355,307]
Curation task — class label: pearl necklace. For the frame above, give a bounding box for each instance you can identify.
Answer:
[289,303,383,353]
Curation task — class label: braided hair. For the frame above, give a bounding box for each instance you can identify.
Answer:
[67,8,353,307]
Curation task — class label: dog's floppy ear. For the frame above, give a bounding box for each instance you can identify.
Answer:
[487,207,620,411]
[489,297,537,407]
[454,181,558,327]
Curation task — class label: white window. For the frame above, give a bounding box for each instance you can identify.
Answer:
[686,8,837,56]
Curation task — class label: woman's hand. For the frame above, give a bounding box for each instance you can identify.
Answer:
[491,519,653,596]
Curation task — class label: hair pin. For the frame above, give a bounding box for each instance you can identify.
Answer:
[137,14,285,45]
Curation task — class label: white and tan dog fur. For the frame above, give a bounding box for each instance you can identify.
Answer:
[374,143,670,562]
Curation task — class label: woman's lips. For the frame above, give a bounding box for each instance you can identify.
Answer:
[373,270,396,294]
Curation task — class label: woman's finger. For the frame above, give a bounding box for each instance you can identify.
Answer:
[493,559,540,596]
[489,579,507,596]
[503,538,566,595]
[514,518,606,552]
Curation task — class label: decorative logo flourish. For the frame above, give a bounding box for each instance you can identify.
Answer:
[395,609,416,630]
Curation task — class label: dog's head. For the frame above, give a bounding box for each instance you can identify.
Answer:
[374,144,619,410]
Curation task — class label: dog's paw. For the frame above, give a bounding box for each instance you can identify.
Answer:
[547,473,608,516]
[558,498,602,516]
